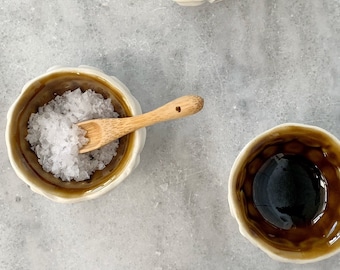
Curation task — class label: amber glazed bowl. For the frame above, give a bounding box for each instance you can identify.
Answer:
[6,66,146,203]
[228,123,340,263]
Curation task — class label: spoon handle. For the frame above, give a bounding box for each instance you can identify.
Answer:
[126,95,204,130]
[78,95,204,153]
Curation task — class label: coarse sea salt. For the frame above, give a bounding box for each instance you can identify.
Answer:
[26,88,119,181]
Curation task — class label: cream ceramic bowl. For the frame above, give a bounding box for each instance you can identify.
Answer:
[6,66,146,203]
[173,0,222,6]
[228,123,340,263]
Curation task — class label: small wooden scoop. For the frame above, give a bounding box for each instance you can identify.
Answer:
[77,95,204,153]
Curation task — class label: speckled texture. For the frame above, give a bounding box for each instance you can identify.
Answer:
[1,0,340,269]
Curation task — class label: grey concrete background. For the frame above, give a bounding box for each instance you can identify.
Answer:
[1,0,340,269]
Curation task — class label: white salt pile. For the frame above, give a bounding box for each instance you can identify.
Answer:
[26,88,119,181]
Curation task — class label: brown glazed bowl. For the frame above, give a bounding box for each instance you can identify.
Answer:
[228,123,340,263]
[6,66,146,203]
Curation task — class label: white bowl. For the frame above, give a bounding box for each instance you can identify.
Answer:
[228,123,340,263]
[173,0,222,6]
[6,66,146,203]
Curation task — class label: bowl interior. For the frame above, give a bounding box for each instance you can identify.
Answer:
[230,124,340,261]
[8,70,136,199]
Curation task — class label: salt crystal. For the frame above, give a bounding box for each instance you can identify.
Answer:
[26,88,119,182]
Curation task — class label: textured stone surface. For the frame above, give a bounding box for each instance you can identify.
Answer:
[1,0,340,269]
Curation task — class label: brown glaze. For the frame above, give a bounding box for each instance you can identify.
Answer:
[231,125,340,260]
[8,70,136,199]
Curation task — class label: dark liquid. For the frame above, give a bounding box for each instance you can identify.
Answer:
[253,154,327,230]
[235,133,340,258]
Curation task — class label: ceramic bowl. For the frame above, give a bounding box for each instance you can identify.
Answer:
[6,65,146,203]
[228,123,340,263]
[173,0,222,6]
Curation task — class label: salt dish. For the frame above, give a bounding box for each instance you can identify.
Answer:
[6,65,146,203]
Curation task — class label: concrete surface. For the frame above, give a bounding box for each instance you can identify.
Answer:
[1,0,340,269]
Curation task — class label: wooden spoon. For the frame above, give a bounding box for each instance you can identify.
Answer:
[77,95,204,154]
